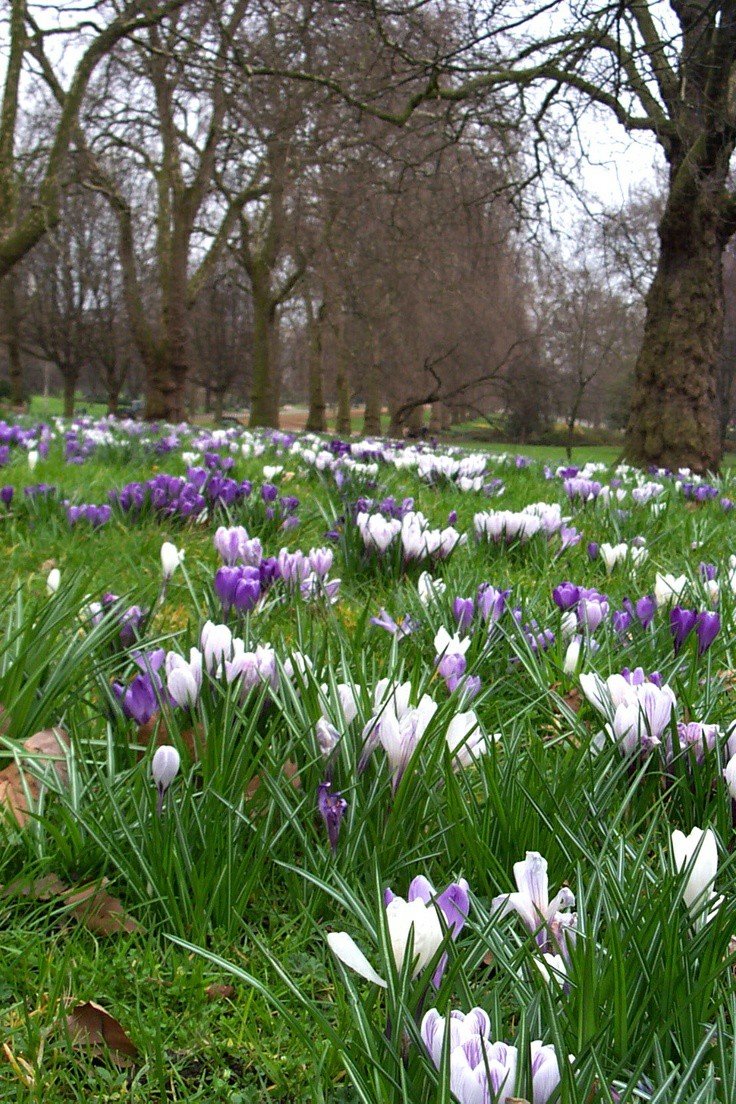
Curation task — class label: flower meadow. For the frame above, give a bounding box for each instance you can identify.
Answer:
[4,417,736,1101]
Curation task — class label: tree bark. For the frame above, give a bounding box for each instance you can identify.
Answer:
[305,298,326,432]
[363,363,382,435]
[62,367,78,417]
[625,178,725,473]
[1,274,23,404]
[249,265,280,428]
[334,303,352,435]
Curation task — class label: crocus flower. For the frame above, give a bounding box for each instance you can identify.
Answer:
[453,597,475,634]
[492,851,575,955]
[328,875,469,989]
[318,782,348,854]
[46,568,61,595]
[166,648,203,710]
[670,606,697,654]
[421,1007,563,1104]
[445,710,495,769]
[694,610,720,655]
[161,541,184,581]
[552,582,580,611]
[476,583,509,624]
[654,572,687,607]
[418,571,446,606]
[152,744,180,816]
[671,827,719,923]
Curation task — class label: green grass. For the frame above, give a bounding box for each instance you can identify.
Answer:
[1,420,736,1101]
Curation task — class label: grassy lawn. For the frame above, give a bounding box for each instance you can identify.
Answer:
[1,417,735,1102]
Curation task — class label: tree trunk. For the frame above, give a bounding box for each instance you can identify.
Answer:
[407,405,425,436]
[62,368,77,418]
[363,364,382,435]
[305,299,326,432]
[144,350,173,420]
[387,404,404,438]
[249,266,279,427]
[625,179,724,473]
[334,307,352,435]
[429,402,444,433]
[1,275,23,405]
[213,388,224,423]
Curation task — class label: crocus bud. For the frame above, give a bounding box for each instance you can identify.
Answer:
[161,541,184,581]
[152,744,180,815]
[724,753,736,798]
[46,568,61,595]
[671,826,718,918]
[28,449,39,472]
[318,781,348,854]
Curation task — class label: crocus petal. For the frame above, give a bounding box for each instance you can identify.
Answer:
[326,932,387,987]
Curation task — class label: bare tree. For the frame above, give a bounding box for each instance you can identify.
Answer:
[0,0,188,280]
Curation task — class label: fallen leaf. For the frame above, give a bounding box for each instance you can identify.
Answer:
[245,758,301,803]
[65,1000,138,1064]
[1,874,141,935]
[204,983,235,1001]
[63,879,142,935]
[0,727,69,828]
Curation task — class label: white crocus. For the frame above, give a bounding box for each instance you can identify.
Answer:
[654,571,688,607]
[386,895,444,976]
[161,540,184,581]
[446,711,496,769]
[380,695,438,790]
[166,648,203,709]
[600,542,628,574]
[417,571,446,606]
[200,620,233,672]
[327,891,445,987]
[724,753,736,798]
[563,638,581,676]
[671,827,719,921]
[434,626,471,659]
[27,449,39,472]
[46,568,61,596]
[492,852,575,938]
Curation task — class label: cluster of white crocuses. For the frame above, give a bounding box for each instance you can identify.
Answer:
[164,622,279,709]
[474,502,563,543]
[357,509,465,561]
[580,669,677,757]
[598,540,648,574]
[421,1007,564,1104]
[358,679,494,790]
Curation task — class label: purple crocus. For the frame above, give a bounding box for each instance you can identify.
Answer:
[453,597,475,634]
[670,606,698,654]
[476,583,509,624]
[694,611,720,656]
[635,595,657,629]
[587,542,599,560]
[552,582,580,611]
[318,781,348,854]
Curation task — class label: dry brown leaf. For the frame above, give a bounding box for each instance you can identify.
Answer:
[1,872,67,900]
[63,878,142,935]
[204,983,235,1002]
[23,728,69,785]
[0,726,69,827]
[1,873,141,935]
[245,758,301,803]
[65,1000,138,1065]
